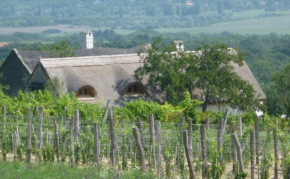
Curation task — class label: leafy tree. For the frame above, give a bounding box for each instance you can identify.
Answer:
[136,37,198,105]
[43,77,65,98]
[38,40,75,58]
[163,3,174,16]
[194,43,257,111]
[272,63,290,119]
[136,38,258,112]
[145,5,156,16]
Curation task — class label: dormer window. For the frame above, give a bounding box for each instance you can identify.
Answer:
[76,86,96,98]
[124,83,145,95]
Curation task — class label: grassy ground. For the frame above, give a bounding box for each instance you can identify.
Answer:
[0,10,290,37]
[0,161,154,179]
[0,25,134,36]
[156,15,290,35]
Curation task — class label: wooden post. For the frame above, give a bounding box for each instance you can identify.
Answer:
[53,118,60,162]
[250,131,254,179]
[176,116,185,168]
[132,127,146,172]
[232,133,245,174]
[173,144,178,177]
[37,106,44,162]
[217,119,223,152]
[183,130,196,179]
[273,128,278,179]
[75,110,80,141]
[93,123,99,165]
[12,133,16,161]
[2,105,6,161]
[179,116,185,131]
[149,114,156,170]
[255,114,260,165]
[237,117,243,137]
[230,122,238,174]
[26,108,32,163]
[222,110,229,135]
[200,125,207,179]
[206,118,210,129]
[122,135,127,170]
[69,116,74,166]
[156,121,162,178]
[100,100,110,127]
[136,116,145,150]
[217,118,224,169]
[275,118,278,128]
[108,109,116,170]
[16,127,20,160]
[61,138,67,163]
[32,106,38,120]
[188,118,193,159]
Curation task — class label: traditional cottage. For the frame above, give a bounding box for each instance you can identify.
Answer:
[0,47,141,96]
[24,54,151,106]
[24,53,266,108]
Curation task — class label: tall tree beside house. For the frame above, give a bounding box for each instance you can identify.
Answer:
[194,43,257,111]
[135,38,258,112]
[136,37,198,105]
[272,63,290,119]
[38,40,75,58]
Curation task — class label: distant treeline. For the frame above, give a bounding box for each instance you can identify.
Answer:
[0,0,289,29]
[0,30,289,115]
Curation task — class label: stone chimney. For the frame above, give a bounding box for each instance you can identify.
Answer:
[81,31,94,49]
[174,40,184,52]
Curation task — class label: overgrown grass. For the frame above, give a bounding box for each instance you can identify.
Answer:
[0,161,155,179]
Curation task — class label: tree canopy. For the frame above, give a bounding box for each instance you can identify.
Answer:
[272,63,290,119]
[136,38,258,111]
[38,40,75,58]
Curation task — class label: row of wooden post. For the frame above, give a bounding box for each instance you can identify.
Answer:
[0,105,283,178]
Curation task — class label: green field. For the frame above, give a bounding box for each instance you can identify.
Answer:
[0,10,289,37]
[156,15,290,35]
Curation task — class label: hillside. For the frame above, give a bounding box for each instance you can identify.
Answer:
[0,0,289,32]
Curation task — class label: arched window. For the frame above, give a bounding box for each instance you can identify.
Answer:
[124,83,145,95]
[76,86,96,98]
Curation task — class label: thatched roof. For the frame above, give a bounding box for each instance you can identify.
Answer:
[38,54,149,106]
[32,53,266,106]
[17,46,141,73]
[232,62,266,100]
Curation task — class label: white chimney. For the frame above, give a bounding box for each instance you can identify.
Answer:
[81,31,94,49]
[174,40,184,52]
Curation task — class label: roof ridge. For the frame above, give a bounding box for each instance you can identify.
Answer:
[40,53,139,61]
